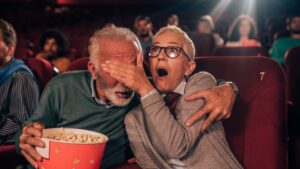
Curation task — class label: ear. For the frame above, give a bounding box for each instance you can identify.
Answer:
[87,61,97,80]
[184,61,196,76]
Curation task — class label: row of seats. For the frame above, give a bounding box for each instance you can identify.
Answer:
[2,46,299,168]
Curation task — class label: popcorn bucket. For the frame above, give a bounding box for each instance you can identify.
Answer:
[36,128,109,169]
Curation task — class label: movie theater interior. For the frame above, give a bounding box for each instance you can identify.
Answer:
[0,0,300,169]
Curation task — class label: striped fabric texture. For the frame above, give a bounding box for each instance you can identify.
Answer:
[0,70,39,144]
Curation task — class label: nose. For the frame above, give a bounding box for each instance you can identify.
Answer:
[158,48,167,61]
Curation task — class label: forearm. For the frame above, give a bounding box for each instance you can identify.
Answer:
[141,90,202,158]
[0,114,22,138]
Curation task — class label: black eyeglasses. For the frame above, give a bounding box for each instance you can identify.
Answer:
[146,45,191,61]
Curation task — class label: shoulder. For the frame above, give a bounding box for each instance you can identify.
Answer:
[274,37,292,44]
[43,70,91,93]
[11,70,36,85]
[48,70,90,86]
[185,71,217,95]
[125,105,143,126]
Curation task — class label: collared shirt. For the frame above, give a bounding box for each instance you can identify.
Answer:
[90,78,114,109]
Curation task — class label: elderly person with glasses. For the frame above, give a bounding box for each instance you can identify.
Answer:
[102,26,243,169]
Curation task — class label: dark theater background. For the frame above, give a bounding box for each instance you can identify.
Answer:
[0,0,300,169]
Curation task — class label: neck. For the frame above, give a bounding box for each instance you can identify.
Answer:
[0,56,13,69]
[240,36,249,41]
[291,33,300,39]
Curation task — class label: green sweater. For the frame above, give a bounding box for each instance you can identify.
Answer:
[16,71,138,169]
[269,37,300,65]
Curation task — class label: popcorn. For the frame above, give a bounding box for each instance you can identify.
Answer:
[43,128,105,144]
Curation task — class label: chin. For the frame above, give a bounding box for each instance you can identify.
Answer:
[110,95,133,107]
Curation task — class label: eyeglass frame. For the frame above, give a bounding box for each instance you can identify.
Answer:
[146,45,191,61]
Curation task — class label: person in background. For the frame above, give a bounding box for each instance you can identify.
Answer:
[0,19,39,144]
[226,15,261,47]
[197,15,224,47]
[36,29,71,73]
[269,15,300,65]
[167,14,179,27]
[134,15,153,53]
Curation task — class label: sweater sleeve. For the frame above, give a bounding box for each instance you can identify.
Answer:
[140,72,217,159]
[0,71,39,143]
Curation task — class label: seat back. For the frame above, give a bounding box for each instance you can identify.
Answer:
[67,57,89,71]
[195,56,287,169]
[285,46,300,169]
[26,58,56,91]
[188,32,215,56]
[285,46,300,115]
[212,47,270,57]
[0,145,27,169]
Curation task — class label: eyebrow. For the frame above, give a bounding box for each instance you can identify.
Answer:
[152,41,181,46]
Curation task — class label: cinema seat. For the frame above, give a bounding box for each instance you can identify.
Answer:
[26,58,56,92]
[67,57,89,71]
[188,32,215,56]
[212,47,270,57]
[285,46,300,169]
[195,56,287,169]
[0,145,27,169]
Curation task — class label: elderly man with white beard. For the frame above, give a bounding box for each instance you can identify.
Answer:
[17,27,238,169]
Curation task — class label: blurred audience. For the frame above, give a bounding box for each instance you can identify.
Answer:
[269,15,300,65]
[167,14,179,26]
[36,29,71,72]
[226,15,261,47]
[0,19,39,144]
[134,15,153,52]
[103,22,116,28]
[197,15,224,47]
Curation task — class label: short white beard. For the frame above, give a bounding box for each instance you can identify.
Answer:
[103,85,134,107]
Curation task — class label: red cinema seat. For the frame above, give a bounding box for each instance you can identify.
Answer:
[188,32,215,56]
[26,58,56,92]
[15,48,34,60]
[0,145,27,169]
[67,57,89,71]
[195,56,287,169]
[285,46,300,169]
[212,47,270,57]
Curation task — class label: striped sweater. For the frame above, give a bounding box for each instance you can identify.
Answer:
[0,70,39,144]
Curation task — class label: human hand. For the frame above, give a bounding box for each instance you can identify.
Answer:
[185,84,236,133]
[101,52,154,96]
[19,122,45,168]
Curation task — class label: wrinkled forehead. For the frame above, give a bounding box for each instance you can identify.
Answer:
[99,38,138,62]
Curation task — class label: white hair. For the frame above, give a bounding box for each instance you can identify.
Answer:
[153,25,195,61]
[88,27,142,67]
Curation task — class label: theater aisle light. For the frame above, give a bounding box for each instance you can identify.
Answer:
[210,0,232,21]
[244,0,256,16]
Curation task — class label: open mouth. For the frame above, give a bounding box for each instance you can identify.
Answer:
[115,90,132,98]
[157,68,168,77]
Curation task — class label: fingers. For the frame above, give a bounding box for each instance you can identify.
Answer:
[19,122,45,168]
[184,90,208,101]
[186,106,210,126]
[25,125,43,138]
[200,109,220,133]
[20,143,42,162]
[136,52,144,69]
[21,150,38,168]
[33,122,45,129]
